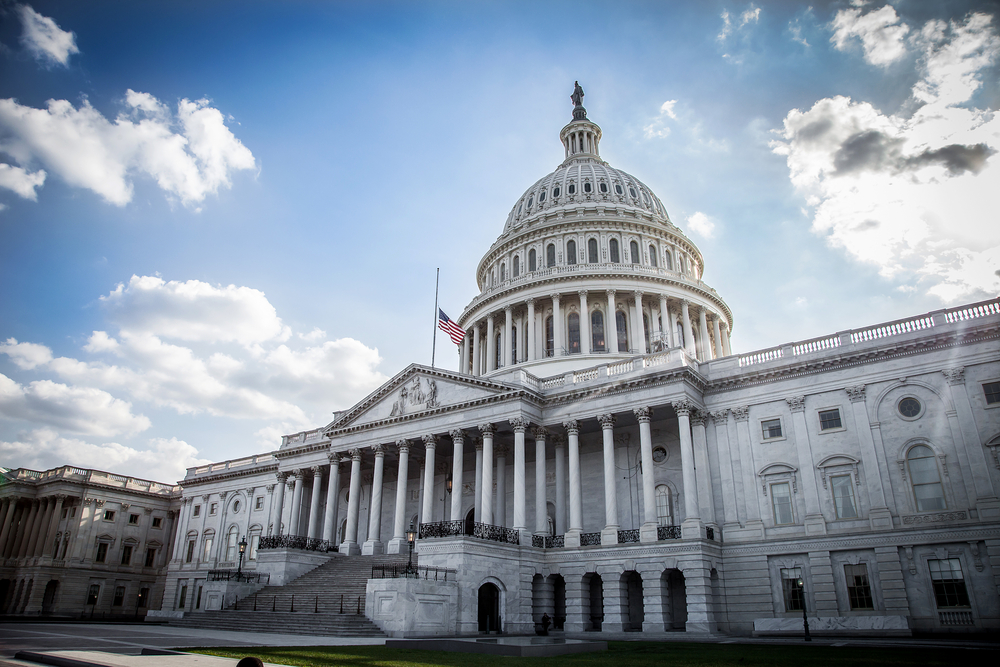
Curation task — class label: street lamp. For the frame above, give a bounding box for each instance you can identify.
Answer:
[796,576,811,642]
[237,535,248,578]
[406,521,417,576]
[446,475,453,494]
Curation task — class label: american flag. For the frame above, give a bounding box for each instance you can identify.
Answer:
[438,309,465,345]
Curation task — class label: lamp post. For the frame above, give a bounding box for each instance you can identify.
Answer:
[796,576,811,642]
[406,521,417,577]
[237,535,248,578]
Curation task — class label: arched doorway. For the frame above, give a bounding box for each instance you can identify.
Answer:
[584,573,603,631]
[664,569,687,630]
[623,571,644,631]
[41,580,58,615]
[465,508,475,536]
[478,582,501,633]
[550,574,566,630]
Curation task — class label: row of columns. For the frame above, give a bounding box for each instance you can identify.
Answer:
[460,290,732,375]
[0,494,68,561]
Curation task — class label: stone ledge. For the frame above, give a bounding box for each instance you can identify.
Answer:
[753,615,911,636]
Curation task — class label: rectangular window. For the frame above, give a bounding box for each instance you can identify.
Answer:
[761,418,782,440]
[112,585,125,606]
[196,584,204,610]
[831,475,858,519]
[192,505,201,517]
[780,567,804,611]
[137,587,149,608]
[178,585,188,609]
[203,537,213,562]
[984,381,1000,405]
[71,507,76,517]
[120,544,133,565]
[185,540,195,563]
[929,558,971,608]
[819,408,842,430]
[151,517,162,529]
[96,542,108,563]
[255,497,264,511]
[103,510,116,521]
[86,584,100,605]
[249,534,260,561]
[61,508,68,519]
[845,564,874,610]
[128,513,140,525]
[210,503,218,515]
[145,548,156,567]
[771,482,793,525]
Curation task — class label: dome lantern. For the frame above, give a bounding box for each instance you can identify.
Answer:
[561,82,601,160]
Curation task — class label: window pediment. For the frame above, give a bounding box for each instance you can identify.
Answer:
[757,462,797,496]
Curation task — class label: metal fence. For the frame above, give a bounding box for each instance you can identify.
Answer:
[207,569,269,585]
[657,525,682,540]
[258,534,337,553]
[370,564,457,580]
[418,520,465,538]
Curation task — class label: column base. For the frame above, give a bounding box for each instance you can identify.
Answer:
[685,621,714,633]
[564,529,581,548]
[869,507,893,531]
[804,513,827,536]
[642,620,665,633]
[385,537,406,554]
[639,522,659,544]
[680,518,702,540]
[339,540,361,556]
[514,527,529,546]
[361,540,384,555]
[601,526,619,546]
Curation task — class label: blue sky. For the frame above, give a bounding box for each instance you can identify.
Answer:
[1,0,997,481]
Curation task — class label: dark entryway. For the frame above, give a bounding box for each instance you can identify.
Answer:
[41,580,58,615]
[624,571,644,631]
[552,574,566,630]
[585,573,604,631]
[666,569,687,630]
[478,582,501,633]
[465,508,475,535]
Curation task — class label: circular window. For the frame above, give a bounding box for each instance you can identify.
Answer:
[232,500,241,513]
[568,183,576,194]
[652,446,667,463]
[615,184,623,195]
[553,187,560,197]
[898,397,922,418]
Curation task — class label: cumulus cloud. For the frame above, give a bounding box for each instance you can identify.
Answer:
[17,4,79,67]
[0,372,150,437]
[0,91,255,207]
[831,2,910,66]
[773,12,1000,302]
[644,100,679,139]
[0,429,206,482]
[685,212,717,238]
[0,337,53,369]
[0,163,46,200]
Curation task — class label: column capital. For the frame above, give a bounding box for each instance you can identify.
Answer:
[449,429,465,442]
[597,413,616,429]
[245,487,256,497]
[785,395,806,412]
[550,292,561,302]
[671,400,693,418]
[474,437,484,451]
[479,422,496,436]
[633,407,651,423]
[578,290,588,299]
[563,419,579,435]
[395,438,411,453]
[690,411,707,427]
[732,405,750,422]
[551,434,566,448]
[422,434,437,449]
[532,426,548,441]
[526,297,535,307]
[371,443,385,456]
[721,321,730,331]
[349,448,363,461]
[509,417,530,433]
[634,289,644,299]
[710,409,729,425]
[328,453,343,466]
[310,465,323,475]
[495,443,509,457]
[266,484,275,494]
[504,304,512,314]
[54,493,68,501]
[942,367,966,385]
[845,385,867,402]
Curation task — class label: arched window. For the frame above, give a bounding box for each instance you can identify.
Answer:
[528,248,536,272]
[649,245,658,267]
[512,256,519,277]
[630,240,640,264]
[588,238,599,263]
[664,252,673,271]
[511,325,517,363]
[568,183,576,195]
[225,526,239,562]
[545,316,554,357]
[495,333,502,368]
[546,243,556,268]
[584,182,592,193]
[907,445,946,511]
[609,238,620,263]
[655,485,673,526]
[500,263,506,281]
[591,310,605,352]
[616,311,628,352]
[566,240,577,265]
[599,182,608,193]
[568,312,580,354]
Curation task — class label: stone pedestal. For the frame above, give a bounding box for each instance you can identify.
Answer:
[255,548,332,586]
[680,518,702,540]
[601,575,625,632]
[564,529,581,549]
[340,540,361,556]
[563,575,587,631]
[600,527,619,546]
[641,568,665,632]
[869,507,893,531]
[683,562,716,634]
[639,522,658,544]
[386,537,406,554]
[366,576,459,637]
[804,514,828,536]
[362,540,385,556]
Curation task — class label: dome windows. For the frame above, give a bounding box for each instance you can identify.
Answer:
[546,243,556,268]
[599,182,608,193]
[615,184,623,195]
[528,249,537,272]
[539,190,546,203]
[513,255,520,277]
[527,196,533,208]
[568,183,576,195]
[584,182,592,193]
[566,239,577,265]
[628,186,637,199]
[609,238,621,263]
[641,191,650,205]
[553,186,560,198]
[588,238,599,263]
[630,240,640,264]
[517,202,522,216]
[649,245,658,268]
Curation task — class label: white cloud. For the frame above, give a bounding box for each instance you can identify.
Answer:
[686,212,717,238]
[773,13,1000,303]
[643,100,679,139]
[17,4,79,67]
[100,275,287,345]
[0,91,255,207]
[0,373,150,437]
[718,4,762,63]
[831,3,910,66]
[0,163,46,200]
[298,327,327,342]
[83,331,119,354]
[740,6,760,28]
[0,429,207,482]
[0,337,53,369]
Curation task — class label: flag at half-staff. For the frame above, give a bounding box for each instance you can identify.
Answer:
[438,309,465,345]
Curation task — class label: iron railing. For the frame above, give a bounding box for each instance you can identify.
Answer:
[419,520,466,538]
[371,564,457,580]
[617,529,640,544]
[473,522,521,544]
[207,569,269,584]
[580,532,602,546]
[258,534,337,553]
[657,525,682,540]
[232,592,363,614]
[531,534,543,548]
[546,535,565,548]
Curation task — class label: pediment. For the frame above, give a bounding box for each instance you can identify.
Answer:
[326,364,521,432]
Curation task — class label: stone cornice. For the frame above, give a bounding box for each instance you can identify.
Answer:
[180,462,279,486]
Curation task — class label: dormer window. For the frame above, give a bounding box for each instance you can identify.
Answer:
[517,202,522,216]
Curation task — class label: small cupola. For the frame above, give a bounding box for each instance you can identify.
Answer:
[560,82,602,160]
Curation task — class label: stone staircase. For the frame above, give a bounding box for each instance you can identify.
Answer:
[169,553,413,636]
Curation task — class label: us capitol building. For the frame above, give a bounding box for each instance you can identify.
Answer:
[2,86,999,637]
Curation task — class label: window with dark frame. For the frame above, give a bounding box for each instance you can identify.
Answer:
[567,240,577,265]
[831,475,858,519]
[588,238,599,263]
[178,585,188,609]
[192,505,200,517]
[96,542,108,563]
[128,513,139,525]
[616,311,628,352]
[137,587,149,608]
[567,313,580,354]
[185,540,195,563]
[929,558,971,608]
[112,585,125,606]
[255,497,264,511]
[591,311,605,352]
[86,584,100,605]
[761,418,783,439]
[145,547,156,567]
[120,544,133,565]
[819,408,842,430]
[984,381,1000,404]
[528,248,536,272]
[103,510,116,521]
[546,244,556,268]
[630,240,640,264]
[771,482,793,524]
[780,567,804,611]
[609,238,620,263]
[845,564,874,610]
[151,517,162,528]
[545,316,554,357]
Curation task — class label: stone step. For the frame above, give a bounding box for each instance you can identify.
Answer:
[169,610,385,636]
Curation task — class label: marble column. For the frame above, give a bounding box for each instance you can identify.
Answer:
[845,385,893,531]
[474,438,484,523]
[554,436,566,535]
[271,472,287,535]
[691,412,716,528]
[421,435,437,523]
[342,449,363,555]
[450,430,465,522]
[29,497,52,557]
[388,440,411,554]
[943,367,999,512]
[635,407,658,543]
[322,457,341,543]
[307,467,324,539]
[526,299,536,361]
[711,410,740,530]
[672,401,702,539]
[660,295,674,348]
[6,501,27,559]
[495,444,508,527]
[579,291,591,354]
[534,427,548,535]
[17,499,40,558]
[606,290,619,354]
[787,396,826,535]
[721,323,732,356]
[503,306,513,368]
[712,316,725,358]
[634,291,647,354]
[461,332,470,374]
[288,470,305,537]
[681,300,696,358]
[479,423,495,524]
[564,421,583,546]
[699,308,712,361]
[732,406,764,535]
[363,445,386,554]
[511,418,528,541]
[472,325,481,376]
[486,315,496,372]
[598,414,620,545]
[0,498,17,557]
[41,495,66,558]
[552,294,563,356]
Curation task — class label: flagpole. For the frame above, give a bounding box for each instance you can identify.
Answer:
[431,268,440,368]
